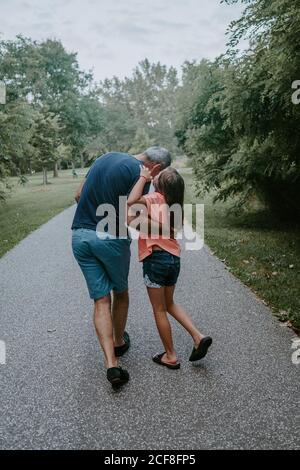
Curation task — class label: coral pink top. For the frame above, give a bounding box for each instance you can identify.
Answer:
[138,192,181,261]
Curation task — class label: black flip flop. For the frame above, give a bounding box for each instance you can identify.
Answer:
[189,336,212,362]
[152,352,181,370]
[114,331,130,357]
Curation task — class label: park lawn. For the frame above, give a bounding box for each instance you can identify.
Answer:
[0,169,85,258]
[182,169,300,332]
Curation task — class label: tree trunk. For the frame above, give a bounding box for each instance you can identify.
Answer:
[42,167,48,186]
[53,161,59,178]
[80,154,84,169]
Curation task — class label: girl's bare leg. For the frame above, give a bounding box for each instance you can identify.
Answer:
[165,286,204,347]
[147,286,178,364]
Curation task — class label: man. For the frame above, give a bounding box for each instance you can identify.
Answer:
[72,147,171,388]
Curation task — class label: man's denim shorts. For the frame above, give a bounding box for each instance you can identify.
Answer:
[142,251,181,288]
[72,228,131,300]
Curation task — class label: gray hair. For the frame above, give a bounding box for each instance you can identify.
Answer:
[143,146,171,169]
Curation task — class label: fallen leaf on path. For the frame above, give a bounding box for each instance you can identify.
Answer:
[279,310,288,315]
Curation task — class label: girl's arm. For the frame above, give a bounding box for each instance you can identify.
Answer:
[127,167,174,238]
[127,165,151,227]
[127,165,152,206]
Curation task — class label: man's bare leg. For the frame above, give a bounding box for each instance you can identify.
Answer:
[93,294,118,368]
[112,290,129,347]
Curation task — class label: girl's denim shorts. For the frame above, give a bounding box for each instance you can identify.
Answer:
[142,250,181,288]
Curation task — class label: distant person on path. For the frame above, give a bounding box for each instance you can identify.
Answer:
[71,147,171,388]
[127,166,212,369]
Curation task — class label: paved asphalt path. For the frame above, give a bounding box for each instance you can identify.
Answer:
[0,206,299,450]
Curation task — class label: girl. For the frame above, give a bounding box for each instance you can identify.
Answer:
[127,165,212,369]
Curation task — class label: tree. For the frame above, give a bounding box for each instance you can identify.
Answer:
[31,110,61,185]
[129,128,154,155]
[96,59,179,155]
[59,92,105,169]
[0,36,105,195]
[176,0,300,217]
[0,94,35,199]
[223,0,300,215]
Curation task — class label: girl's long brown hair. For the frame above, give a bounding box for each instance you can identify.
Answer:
[154,167,185,230]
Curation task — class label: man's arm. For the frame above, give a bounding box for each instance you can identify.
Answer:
[75,164,93,203]
[75,179,85,203]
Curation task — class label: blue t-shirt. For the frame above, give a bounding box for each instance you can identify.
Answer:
[72,152,148,235]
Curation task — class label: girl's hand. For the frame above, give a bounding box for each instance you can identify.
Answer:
[140,165,152,182]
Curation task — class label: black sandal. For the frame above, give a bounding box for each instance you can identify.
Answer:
[189,336,212,362]
[152,352,181,370]
[107,367,130,387]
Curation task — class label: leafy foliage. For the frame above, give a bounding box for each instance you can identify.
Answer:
[0,36,104,193]
[176,0,300,218]
[95,59,179,155]
[1,2,299,218]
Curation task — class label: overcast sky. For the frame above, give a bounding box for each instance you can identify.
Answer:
[0,0,244,82]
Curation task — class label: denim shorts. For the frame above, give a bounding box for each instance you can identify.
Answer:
[72,228,131,300]
[142,251,181,288]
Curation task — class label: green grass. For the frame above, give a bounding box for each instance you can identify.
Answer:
[0,169,85,258]
[182,169,300,332]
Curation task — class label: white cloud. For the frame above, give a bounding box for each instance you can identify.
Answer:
[0,0,245,81]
